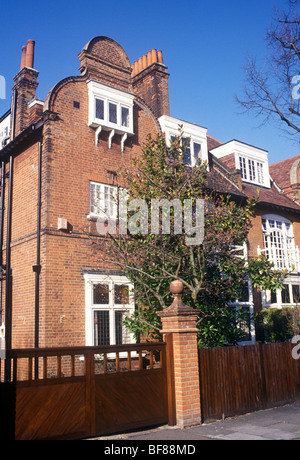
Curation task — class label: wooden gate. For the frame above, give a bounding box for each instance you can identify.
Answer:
[0,342,172,440]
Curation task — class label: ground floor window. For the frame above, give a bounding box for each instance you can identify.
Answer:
[84,273,135,346]
[229,279,255,344]
[262,276,300,308]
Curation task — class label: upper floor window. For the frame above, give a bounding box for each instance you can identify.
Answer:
[211,140,270,188]
[158,115,209,167]
[261,215,298,271]
[88,81,134,135]
[239,156,265,185]
[89,181,117,221]
[170,136,201,166]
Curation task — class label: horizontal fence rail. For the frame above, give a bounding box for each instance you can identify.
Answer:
[0,343,165,383]
[0,342,169,440]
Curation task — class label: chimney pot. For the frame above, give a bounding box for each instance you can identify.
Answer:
[157,50,163,64]
[147,50,153,65]
[20,45,27,70]
[25,39,35,68]
[137,57,143,73]
[151,49,157,64]
[142,54,147,69]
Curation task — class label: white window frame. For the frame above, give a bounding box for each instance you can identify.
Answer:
[262,276,300,308]
[84,273,135,348]
[229,279,255,345]
[238,155,267,186]
[88,181,118,221]
[210,140,270,188]
[261,214,296,271]
[87,81,134,135]
[158,115,209,167]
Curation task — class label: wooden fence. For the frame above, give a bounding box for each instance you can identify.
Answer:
[199,341,300,422]
[0,342,170,440]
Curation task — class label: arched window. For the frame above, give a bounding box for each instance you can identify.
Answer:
[261,214,296,270]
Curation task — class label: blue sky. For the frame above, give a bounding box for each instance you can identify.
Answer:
[0,0,299,164]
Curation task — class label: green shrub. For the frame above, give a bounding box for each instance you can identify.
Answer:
[255,307,300,342]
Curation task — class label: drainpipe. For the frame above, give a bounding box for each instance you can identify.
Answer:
[33,142,42,377]
[4,155,13,382]
[0,161,5,325]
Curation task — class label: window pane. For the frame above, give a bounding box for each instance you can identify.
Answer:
[182,138,191,165]
[271,290,277,304]
[104,186,116,218]
[90,182,102,214]
[238,307,251,341]
[121,106,129,127]
[282,285,290,303]
[115,311,123,345]
[292,285,300,303]
[257,162,264,184]
[239,157,247,179]
[94,311,110,346]
[248,159,256,181]
[238,281,249,303]
[93,284,109,304]
[95,98,104,120]
[115,285,129,304]
[194,143,201,160]
[109,103,117,124]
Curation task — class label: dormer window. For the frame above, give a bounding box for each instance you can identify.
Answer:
[88,81,134,149]
[158,115,209,167]
[211,140,270,188]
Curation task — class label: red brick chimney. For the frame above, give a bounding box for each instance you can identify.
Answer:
[131,49,170,118]
[12,39,39,136]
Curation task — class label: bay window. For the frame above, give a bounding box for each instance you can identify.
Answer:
[88,80,134,135]
[261,215,297,271]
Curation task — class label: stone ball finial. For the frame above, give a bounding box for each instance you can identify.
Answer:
[170,280,183,295]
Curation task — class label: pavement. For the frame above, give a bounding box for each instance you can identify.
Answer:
[90,401,300,441]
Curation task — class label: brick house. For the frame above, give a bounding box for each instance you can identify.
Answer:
[0,36,299,351]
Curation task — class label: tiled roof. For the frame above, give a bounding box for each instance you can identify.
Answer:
[207,134,300,213]
[242,181,300,212]
[269,155,300,190]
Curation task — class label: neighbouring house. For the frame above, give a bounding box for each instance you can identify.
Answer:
[0,36,299,352]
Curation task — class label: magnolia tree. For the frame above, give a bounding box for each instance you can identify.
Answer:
[94,132,288,347]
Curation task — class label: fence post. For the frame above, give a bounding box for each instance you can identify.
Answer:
[158,280,201,428]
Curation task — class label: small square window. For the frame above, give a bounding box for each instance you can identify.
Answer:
[93,284,109,304]
[115,285,129,304]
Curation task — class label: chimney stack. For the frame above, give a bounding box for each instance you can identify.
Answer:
[131,48,170,118]
[12,39,39,135]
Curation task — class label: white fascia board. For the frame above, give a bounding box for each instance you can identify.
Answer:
[211,140,269,163]
[87,80,135,106]
[158,114,207,140]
